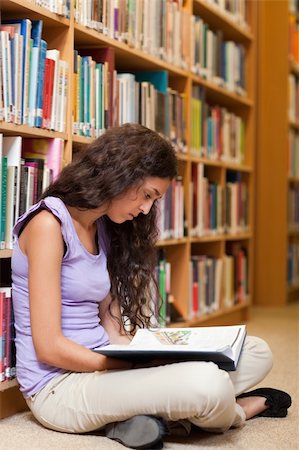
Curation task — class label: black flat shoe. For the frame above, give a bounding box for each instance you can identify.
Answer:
[236,387,292,418]
[105,415,168,449]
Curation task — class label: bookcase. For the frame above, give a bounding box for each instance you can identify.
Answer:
[0,0,257,418]
[254,0,299,306]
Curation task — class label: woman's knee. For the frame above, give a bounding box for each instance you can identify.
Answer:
[167,362,236,417]
[179,362,237,429]
[244,336,273,377]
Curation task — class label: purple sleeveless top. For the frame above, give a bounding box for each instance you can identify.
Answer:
[11,196,111,398]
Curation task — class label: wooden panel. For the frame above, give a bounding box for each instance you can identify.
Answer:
[254,0,289,305]
[0,387,28,420]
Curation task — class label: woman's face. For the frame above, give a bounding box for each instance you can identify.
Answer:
[106,177,171,223]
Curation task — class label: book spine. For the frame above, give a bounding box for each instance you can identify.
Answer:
[35,39,47,128]
[0,292,5,382]
[0,157,7,248]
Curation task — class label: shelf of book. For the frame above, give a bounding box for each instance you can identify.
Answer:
[0,122,68,139]
[0,0,257,417]
[2,0,70,26]
[193,0,253,42]
[191,74,253,108]
[74,23,189,76]
[171,300,250,328]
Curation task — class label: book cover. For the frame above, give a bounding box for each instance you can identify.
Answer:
[94,325,247,371]
[35,39,47,128]
[3,136,22,248]
[3,19,32,124]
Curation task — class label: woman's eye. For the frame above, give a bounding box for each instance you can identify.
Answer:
[145,193,151,200]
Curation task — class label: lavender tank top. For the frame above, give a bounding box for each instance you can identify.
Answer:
[11,196,111,398]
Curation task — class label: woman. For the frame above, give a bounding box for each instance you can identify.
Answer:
[12,124,291,449]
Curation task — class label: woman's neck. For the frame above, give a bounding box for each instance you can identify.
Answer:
[66,205,106,229]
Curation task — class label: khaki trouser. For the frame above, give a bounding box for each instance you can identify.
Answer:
[26,336,273,434]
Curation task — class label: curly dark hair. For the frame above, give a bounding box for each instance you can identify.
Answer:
[42,124,178,333]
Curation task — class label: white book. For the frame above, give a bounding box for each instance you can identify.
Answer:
[214,258,223,311]
[0,31,12,123]
[5,166,17,249]
[95,325,247,371]
[25,166,35,211]
[3,136,22,247]
[57,60,68,133]
[13,33,23,125]
[28,46,39,127]
[46,49,60,131]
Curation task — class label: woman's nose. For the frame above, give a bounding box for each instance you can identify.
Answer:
[139,201,152,215]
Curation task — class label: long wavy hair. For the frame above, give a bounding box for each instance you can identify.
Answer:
[42,124,178,333]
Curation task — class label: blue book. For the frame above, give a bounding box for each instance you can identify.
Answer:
[3,19,32,124]
[28,21,43,127]
[35,39,47,128]
[135,71,169,137]
[28,45,39,127]
[135,70,168,93]
[82,56,91,137]
[31,20,43,47]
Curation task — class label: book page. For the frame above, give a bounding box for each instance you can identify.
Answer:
[131,325,245,352]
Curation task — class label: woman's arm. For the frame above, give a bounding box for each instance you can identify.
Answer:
[20,210,131,372]
[99,293,132,344]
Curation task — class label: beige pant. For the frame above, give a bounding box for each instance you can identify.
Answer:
[26,336,273,434]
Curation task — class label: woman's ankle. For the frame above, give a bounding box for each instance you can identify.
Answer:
[236,396,268,420]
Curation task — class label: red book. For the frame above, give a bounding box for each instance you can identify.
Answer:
[4,296,11,379]
[42,58,55,129]
[0,292,5,382]
[192,282,199,318]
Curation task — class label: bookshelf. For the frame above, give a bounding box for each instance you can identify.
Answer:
[254,0,299,306]
[0,0,257,418]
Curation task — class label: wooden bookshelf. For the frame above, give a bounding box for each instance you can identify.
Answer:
[255,0,299,306]
[0,0,257,418]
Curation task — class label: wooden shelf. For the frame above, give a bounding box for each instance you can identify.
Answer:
[191,73,253,109]
[190,155,253,172]
[0,121,68,140]
[0,249,13,259]
[289,119,299,130]
[156,238,188,247]
[288,283,299,293]
[0,379,18,392]
[193,0,253,43]
[171,301,250,328]
[288,228,299,236]
[190,231,252,243]
[289,57,299,76]
[1,0,70,26]
[288,176,299,184]
[255,0,297,306]
[74,23,189,77]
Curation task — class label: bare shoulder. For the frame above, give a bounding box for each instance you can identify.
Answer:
[20,209,64,256]
[24,209,61,234]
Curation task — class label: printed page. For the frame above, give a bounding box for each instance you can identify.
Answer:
[131,325,246,352]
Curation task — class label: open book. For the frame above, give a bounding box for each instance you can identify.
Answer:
[94,324,247,371]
